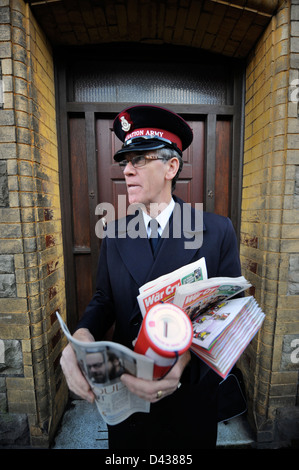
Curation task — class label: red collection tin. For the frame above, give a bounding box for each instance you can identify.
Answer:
[134,303,193,378]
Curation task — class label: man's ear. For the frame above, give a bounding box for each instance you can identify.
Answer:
[165,158,180,181]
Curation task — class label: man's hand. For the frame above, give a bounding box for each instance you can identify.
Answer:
[60,328,95,403]
[120,350,191,403]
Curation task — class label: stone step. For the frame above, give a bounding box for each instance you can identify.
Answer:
[217,414,255,448]
[52,400,255,449]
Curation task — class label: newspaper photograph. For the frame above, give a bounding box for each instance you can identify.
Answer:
[137,257,208,316]
[56,312,154,426]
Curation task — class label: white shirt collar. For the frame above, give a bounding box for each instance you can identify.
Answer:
[142,198,175,236]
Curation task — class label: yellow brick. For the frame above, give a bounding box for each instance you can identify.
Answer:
[6,377,34,390]
[253,109,271,134]
[0,298,28,314]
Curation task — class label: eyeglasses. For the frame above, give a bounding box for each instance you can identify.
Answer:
[119,154,165,170]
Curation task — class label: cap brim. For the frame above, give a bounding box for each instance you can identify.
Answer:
[113,139,179,162]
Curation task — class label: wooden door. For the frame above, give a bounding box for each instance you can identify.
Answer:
[57,52,243,331]
[65,113,232,328]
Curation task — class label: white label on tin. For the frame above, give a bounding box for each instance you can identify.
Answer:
[144,347,175,367]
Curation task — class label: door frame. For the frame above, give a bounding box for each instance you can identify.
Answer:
[55,46,245,330]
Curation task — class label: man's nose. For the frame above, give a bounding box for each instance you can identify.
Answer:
[123,161,136,175]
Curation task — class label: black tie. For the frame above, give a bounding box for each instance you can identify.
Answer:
[149,218,160,255]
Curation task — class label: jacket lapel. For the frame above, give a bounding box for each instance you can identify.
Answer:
[115,211,155,287]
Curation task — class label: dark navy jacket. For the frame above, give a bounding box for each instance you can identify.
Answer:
[76,196,242,448]
[77,196,241,380]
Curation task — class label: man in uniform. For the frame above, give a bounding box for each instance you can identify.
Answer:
[60,105,242,449]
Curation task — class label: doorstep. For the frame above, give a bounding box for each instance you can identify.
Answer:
[51,399,254,450]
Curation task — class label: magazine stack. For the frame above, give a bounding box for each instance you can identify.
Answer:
[138,257,265,379]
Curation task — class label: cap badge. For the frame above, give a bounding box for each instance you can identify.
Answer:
[120,113,131,132]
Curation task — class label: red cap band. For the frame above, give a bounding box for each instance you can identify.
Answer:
[125,128,182,151]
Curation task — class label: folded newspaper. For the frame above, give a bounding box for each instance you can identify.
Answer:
[56,312,154,425]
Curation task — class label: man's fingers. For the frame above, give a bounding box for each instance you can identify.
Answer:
[120,373,178,403]
[60,344,95,403]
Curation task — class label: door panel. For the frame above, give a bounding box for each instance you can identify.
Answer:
[74,254,93,319]
[97,118,127,218]
[215,119,231,217]
[69,115,93,319]
[69,116,91,248]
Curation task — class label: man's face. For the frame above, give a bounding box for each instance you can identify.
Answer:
[122,152,176,212]
[86,352,122,383]
[86,352,108,383]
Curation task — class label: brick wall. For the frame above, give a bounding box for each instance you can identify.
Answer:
[239,0,299,446]
[0,0,67,448]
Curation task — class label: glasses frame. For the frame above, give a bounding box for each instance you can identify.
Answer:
[119,154,165,170]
